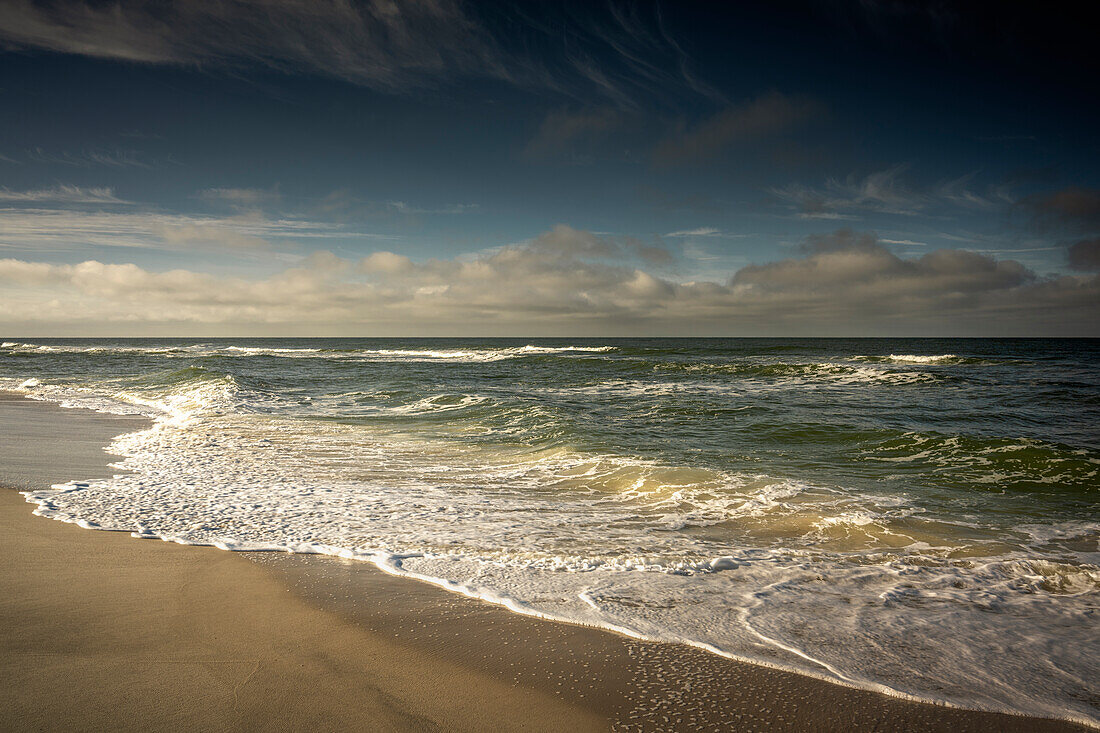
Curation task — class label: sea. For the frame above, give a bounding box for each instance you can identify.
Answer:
[2,338,1097,725]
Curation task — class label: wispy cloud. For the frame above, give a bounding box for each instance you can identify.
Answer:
[0,1,724,108]
[0,185,132,205]
[879,238,927,246]
[25,147,159,169]
[664,227,747,238]
[681,241,721,262]
[386,201,479,215]
[509,2,727,109]
[196,187,283,214]
[0,207,389,253]
[771,166,1014,219]
[0,0,511,93]
[666,227,719,237]
[771,165,923,218]
[935,173,1013,210]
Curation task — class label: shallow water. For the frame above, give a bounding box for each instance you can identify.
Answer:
[2,338,1097,725]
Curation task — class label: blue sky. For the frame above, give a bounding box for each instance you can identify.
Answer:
[0,1,1097,335]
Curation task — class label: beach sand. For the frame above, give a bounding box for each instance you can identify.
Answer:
[0,392,1090,732]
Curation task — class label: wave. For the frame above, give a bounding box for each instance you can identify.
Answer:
[1,367,272,423]
[651,361,941,386]
[357,393,491,416]
[864,432,1100,492]
[1,340,617,362]
[852,354,1000,365]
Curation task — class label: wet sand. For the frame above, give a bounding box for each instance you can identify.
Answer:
[0,392,1090,731]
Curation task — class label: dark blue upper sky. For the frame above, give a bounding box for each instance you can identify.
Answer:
[1,0,1097,335]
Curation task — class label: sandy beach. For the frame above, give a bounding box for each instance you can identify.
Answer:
[0,392,1091,732]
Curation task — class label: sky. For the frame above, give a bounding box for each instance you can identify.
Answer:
[0,0,1097,336]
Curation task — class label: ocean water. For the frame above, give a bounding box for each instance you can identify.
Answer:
[2,338,1097,724]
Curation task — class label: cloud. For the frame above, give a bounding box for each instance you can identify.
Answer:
[0,207,378,252]
[1019,187,1100,232]
[522,107,621,160]
[0,185,132,204]
[1067,239,1100,271]
[653,92,823,165]
[665,227,720,237]
[514,2,728,109]
[771,165,924,218]
[385,201,478,215]
[157,223,270,250]
[25,147,158,168]
[0,0,512,93]
[745,230,1033,295]
[0,1,723,107]
[0,226,1094,336]
[664,227,747,239]
[934,173,1014,210]
[1017,187,1100,272]
[771,166,1014,219]
[282,190,480,223]
[631,242,675,267]
[197,188,281,208]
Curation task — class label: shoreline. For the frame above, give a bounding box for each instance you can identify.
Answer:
[1,391,1092,731]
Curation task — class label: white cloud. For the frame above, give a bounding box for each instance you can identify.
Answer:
[664,227,748,240]
[772,165,923,217]
[0,226,1095,336]
[197,188,281,208]
[0,207,383,252]
[772,166,1015,219]
[0,185,132,205]
[681,242,720,261]
[665,227,720,237]
[25,147,158,169]
[386,201,478,215]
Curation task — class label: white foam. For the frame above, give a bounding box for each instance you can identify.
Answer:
[0,341,617,362]
[886,353,958,364]
[853,353,965,365]
[540,364,936,399]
